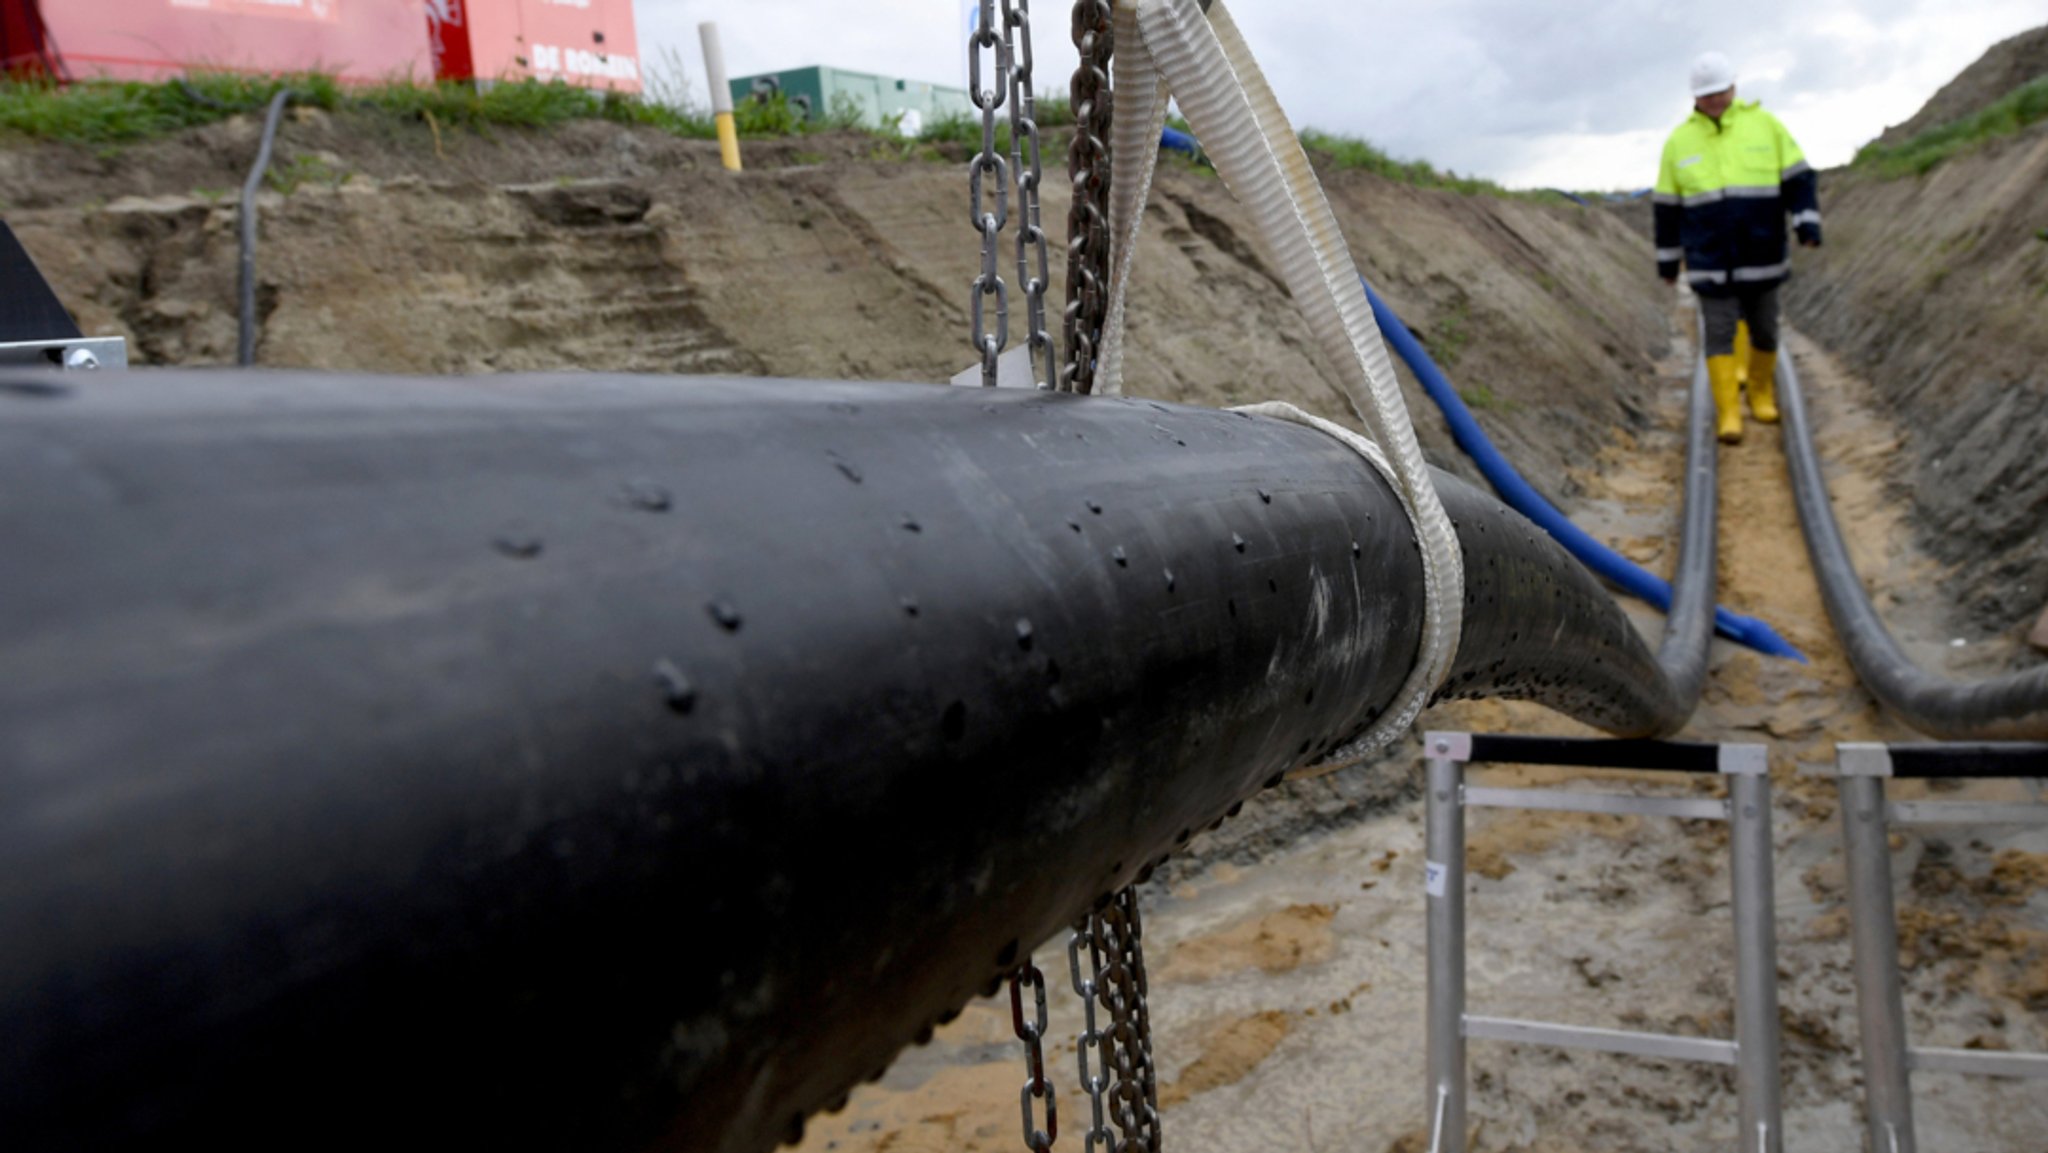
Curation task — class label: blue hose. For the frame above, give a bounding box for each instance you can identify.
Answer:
[1161,126,1199,157]
[1143,124,1799,661]
[1362,277,1805,662]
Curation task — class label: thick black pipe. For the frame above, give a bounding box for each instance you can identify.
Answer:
[1882,742,2048,780]
[0,370,1670,1152]
[1466,734,1726,774]
[1777,349,2048,738]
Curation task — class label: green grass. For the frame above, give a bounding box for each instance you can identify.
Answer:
[1458,383,1519,413]
[914,93,1073,151]
[0,71,1094,152]
[0,73,342,145]
[0,72,735,147]
[362,77,716,138]
[0,71,1563,215]
[265,150,348,194]
[1428,299,1473,367]
[1298,130,1559,201]
[1853,75,2048,177]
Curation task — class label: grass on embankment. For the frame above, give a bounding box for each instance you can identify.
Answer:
[0,73,936,147]
[1299,130,1569,203]
[1853,74,2048,177]
[1,73,1553,206]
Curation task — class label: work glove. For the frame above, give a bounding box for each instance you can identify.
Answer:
[1796,221,1822,248]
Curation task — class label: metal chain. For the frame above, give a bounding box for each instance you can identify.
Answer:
[1067,919,1113,1152]
[969,0,1013,386]
[1061,0,1114,393]
[1090,887,1160,1153]
[1002,0,1056,390]
[1010,957,1060,1152]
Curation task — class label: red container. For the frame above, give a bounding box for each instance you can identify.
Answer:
[2,2,56,75]
[25,0,433,83]
[428,0,642,94]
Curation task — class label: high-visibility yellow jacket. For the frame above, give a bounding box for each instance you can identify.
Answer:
[1653,100,1821,295]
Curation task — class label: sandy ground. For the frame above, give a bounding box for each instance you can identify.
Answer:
[788,294,2048,1153]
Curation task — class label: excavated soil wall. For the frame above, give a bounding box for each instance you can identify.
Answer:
[1786,123,2048,646]
[4,110,1668,510]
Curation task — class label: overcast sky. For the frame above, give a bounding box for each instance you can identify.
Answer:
[633,1,2043,190]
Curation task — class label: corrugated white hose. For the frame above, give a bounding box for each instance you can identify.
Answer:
[1096,0,1167,398]
[1099,0,1464,756]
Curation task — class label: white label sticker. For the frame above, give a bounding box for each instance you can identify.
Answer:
[1424,860,1448,898]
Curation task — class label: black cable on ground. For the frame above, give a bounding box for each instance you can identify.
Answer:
[1655,316,1723,712]
[173,77,258,113]
[1778,345,2048,738]
[237,87,293,366]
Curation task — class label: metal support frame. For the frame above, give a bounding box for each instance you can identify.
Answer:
[1423,732,1781,1153]
[1831,742,2048,1153]
[0,219,125,369]
[0,335,127,370]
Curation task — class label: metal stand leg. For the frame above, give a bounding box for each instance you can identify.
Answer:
[1841,775,1915,1153]
[1729,772,1783,1152]
[1425,756,1467,1153]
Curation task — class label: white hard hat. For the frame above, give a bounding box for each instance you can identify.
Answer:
[1690,51,1736,97]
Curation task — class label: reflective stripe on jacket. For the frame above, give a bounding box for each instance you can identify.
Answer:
[1653,100,1819,295]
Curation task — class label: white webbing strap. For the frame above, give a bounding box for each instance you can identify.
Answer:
[1100,0,1464,754]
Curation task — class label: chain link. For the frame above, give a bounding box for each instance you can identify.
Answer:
[1067,918,1113,1152]
[969,0,1013,386]
[1010,958,1060,1152]
[1061,0,1114,393]
[1002,0,1056,390]
[1088,887,1159,1153]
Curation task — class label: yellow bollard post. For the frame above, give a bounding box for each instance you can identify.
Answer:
[714,111,741,171]
[699,22,742,172]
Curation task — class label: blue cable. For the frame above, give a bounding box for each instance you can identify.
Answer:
[1160,126,1200,158]
[1141,128,1800,661]
[1361,277,1806,662]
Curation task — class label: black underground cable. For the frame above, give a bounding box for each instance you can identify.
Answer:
[237,87,293,367]
[1778,345,2048,738]
[172,78,257,113]
[1653,317,1723,716]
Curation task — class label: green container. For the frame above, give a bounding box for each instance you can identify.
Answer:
[729,65,974,135]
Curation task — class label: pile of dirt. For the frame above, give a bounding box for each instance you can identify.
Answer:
[1786,26,2048,648]
[3,101,1668,511]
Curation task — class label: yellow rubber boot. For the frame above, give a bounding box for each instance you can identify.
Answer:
[1748,348,1779,423]
[1733,321,1752,385]
[1708,355,1743,444]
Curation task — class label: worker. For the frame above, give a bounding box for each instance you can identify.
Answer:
[1654,51,1822,444]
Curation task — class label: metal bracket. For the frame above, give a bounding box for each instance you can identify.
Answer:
[1424,731,1473,764]
[0,336,129,370]
[1837,743,1895,778]
[1718,744,1769,776]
